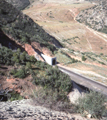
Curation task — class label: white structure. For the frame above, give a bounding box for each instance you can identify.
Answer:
[41,54,56,65]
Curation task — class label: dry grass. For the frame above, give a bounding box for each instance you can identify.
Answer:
[23,1,107,85]
[23,2,107,55]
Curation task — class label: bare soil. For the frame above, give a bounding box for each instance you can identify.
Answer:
[0,65,35,98]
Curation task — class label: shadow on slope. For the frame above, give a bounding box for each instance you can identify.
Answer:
[0,29,25,51]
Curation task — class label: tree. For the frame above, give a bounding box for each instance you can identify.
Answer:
[14,67,26,78]
[20,51,26,63]
[82,56,86,61]
[17,48,21,55]
[12,52,19,63]
[30,56,36,63]
[26,62,31,69]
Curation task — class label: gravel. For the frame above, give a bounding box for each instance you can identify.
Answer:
[0,99,86,120]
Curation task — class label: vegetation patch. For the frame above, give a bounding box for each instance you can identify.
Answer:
[33,87,75,112]
[10,91,23,101]
[0,46,36,66]
[0,0,60,53]
[0,46,73,111]
[55,50,80,65]
[76,91,107,118]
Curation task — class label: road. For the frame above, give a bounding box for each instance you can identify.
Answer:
[58,66,107,96]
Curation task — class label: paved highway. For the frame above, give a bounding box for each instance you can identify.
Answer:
[58,66,107,96]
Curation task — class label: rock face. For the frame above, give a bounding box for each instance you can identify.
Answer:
[5,0,30,10]
[68,82,85,104]
[76,0,107,34]
[0,99,86,120]
[25,43,44,61]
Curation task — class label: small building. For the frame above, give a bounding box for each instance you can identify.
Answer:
[41,54,57,65]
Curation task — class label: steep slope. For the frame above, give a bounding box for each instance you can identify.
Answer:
[5,0,30,10]
[0,28,25,51]
[76,0,107,34]
[0,0,62,53]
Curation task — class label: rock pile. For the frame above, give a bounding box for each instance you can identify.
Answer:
[0,99,86,120]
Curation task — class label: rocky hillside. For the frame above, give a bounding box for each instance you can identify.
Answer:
[76,0,107,34]
[0,99,86,120]
[0,0,62,53]
[5,0,30,10]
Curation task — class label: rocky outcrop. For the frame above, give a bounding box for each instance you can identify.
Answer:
[25,44,44,61]
[76,0,107,34]
[68,82,85,104]
[25,43,55,61]
[0,99,86,120]
[5,0,30,10]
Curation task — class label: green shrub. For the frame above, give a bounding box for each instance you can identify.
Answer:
[10,69,17,75]
[100,53,103,56]
[34,67,72,95]
[32,87,73,112]
[13,67,27,78]
[76,91,107,118]
[10,91,23,101]
[98,61,105,65]
[26,62,32,69]
[82,56,86,61]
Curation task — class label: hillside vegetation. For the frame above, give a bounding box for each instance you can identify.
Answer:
[0,45,73,110]
[76,0,107,34]
[0,0,62,52]
[0,0,72,110]
[0,0,107,119]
